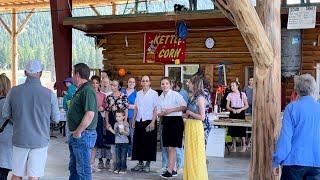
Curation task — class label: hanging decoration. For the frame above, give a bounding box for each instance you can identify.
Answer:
[118,68,126,77]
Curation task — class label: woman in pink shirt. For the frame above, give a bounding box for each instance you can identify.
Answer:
[90,75,107,172]
[226,81,249,152]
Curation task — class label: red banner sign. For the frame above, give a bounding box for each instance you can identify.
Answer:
[144,32,186,64]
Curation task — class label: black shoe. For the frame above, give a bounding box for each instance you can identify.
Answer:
[160,171,172,179]
[172,170,178,177]
[131,163,143,171]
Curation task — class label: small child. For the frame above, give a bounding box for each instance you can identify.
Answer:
[107,110,129,174]
[62,77,77,112]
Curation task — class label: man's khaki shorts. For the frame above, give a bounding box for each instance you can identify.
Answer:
[12,146,48,177]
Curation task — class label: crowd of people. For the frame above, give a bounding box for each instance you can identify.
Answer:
[2,60,319,180]
[0,61,213,180]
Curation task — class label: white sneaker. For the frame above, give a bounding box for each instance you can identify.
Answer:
[91,164,101,173]
[160,167,167,173]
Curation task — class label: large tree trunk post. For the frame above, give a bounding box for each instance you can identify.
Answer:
[253,1,281,180]
[213,0,281,179]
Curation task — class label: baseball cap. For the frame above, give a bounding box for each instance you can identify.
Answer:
[25,60,43,73]
[63,77,73,84]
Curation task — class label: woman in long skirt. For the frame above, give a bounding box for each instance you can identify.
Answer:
[131,75,159,172]
[89,76,107,172]
[183,72,209,180]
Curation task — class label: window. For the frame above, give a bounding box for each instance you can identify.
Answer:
[165,64,199,89]
[245,66,254,86]
[316,63,320,92]
[287,0,304,4]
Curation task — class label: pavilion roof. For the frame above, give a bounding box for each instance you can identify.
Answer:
[0,0,131,11]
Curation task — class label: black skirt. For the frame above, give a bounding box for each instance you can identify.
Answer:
[95,112,108,148]
[132,120,157,161]
[162,116,184,148]
[104,111,116,145]
[228,107,246,137]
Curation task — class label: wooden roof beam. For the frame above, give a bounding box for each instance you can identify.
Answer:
[0,16,11,34]
[63,11,226,26]
[16,8,35,34]
[89,5,101,16]
[0,0,131,11]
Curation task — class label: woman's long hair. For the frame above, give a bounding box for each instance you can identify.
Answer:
[0,73,11,97]
[190,70,206,97]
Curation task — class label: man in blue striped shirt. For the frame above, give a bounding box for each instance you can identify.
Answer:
[273,74,320,179]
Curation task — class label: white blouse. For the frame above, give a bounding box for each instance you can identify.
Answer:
[135,88,159,122]
[157,90,187,116]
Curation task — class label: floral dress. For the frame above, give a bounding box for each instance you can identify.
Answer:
[104,93,128,145]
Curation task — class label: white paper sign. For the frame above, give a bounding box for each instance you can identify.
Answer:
[250,0,256,7]
[287,6,316,29]
[206,128,226,157]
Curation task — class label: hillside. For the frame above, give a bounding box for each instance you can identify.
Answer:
[0,10,103,71]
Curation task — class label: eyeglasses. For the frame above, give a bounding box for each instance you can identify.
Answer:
[141,80,149,82]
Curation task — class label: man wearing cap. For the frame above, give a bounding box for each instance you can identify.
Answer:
[67,63,97,180]
[2,60,60,180]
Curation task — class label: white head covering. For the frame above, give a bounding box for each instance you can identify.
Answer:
[25,60,43,73]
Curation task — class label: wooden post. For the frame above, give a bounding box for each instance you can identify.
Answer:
[16,9,35,35]
[12,8,17,86]
[89,5,101,16]
[50,0,72,97]
[253,1,281,180]
[213,0,281,179]
[112,2,116,15]
[0,9,34,86]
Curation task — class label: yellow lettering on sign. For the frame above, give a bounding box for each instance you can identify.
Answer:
[159,49,165,58]
[174,48,181,58]
[164,35,171,44]
[164,49,170,57]
[159,36,164,44]
[169,49,175,58]
[154,35,160,45]
[169,35,176,44]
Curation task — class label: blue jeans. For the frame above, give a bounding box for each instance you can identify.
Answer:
[161,147,184,169]
[176,147,184,169]
[281,165,320,180]
[115,143,128,171]
[127,118,134,157]
[68,130,97,180]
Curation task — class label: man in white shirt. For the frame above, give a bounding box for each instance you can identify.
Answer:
[131,75,158,173]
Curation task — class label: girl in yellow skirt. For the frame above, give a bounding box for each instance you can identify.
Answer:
[183,72,211,180]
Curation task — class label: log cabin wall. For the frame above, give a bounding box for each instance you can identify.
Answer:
[281,28,320,107]
[301,28,320,77]
[101,29,253,90]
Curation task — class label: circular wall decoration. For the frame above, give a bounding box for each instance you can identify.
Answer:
[205,38,215,49]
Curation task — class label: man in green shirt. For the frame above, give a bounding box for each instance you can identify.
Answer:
[67,63,97,180]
